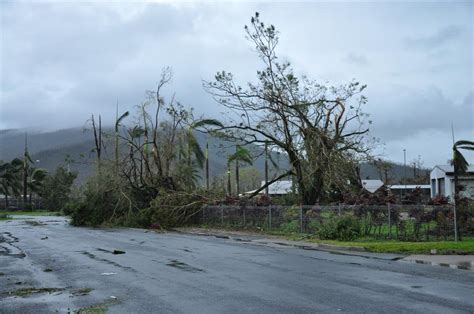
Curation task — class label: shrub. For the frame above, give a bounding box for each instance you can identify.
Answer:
[69,169,128,226]
[317,214,361,241]
[279,220,299,233]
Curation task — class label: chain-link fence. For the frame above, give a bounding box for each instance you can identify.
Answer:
[0,197,43,211]
[200,204,473,241]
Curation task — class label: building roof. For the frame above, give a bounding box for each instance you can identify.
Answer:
[361,179,384,193]
[387,185,430,189]
[433,165,474,174]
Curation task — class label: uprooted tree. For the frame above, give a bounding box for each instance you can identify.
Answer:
[204,13,372,204]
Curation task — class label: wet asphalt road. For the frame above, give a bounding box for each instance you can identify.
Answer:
[1,216,474,314]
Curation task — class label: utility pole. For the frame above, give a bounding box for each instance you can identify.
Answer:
[265,142,269,196]
[205,139,209,190]
[403,148,407,197]
[23,133,28,206]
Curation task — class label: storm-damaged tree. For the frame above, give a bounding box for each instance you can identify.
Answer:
[204,13,371,204]
[451,140,474,241]
[115,69,223,206]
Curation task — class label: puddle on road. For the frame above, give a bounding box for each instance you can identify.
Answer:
[166,259,204,273]
[71,287,93,296]
[0,232,25,258]
[457,261,472,270]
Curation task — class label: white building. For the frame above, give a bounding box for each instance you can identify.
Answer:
[243,180,293,196]
[430,165,474,199]
[387,184,431,197]
[361,179,384,193]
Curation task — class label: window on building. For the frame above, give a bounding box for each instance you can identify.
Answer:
[438,178,445,196]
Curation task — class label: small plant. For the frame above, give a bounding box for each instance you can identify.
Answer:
[317,214,361,241]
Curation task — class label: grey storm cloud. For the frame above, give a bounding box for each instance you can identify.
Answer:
[404,25,465,49]
[343,53,369,66]
[0,1,472,166]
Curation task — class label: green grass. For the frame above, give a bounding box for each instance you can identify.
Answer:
[0,210,61,216]
[305,237,474,254]
[0,213,11,220]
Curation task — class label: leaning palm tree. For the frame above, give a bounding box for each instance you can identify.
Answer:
[228,146,253,196]
[451,140,474,241]
[27,167,48,205]
[115,110,130,172]
[186,119,223,169]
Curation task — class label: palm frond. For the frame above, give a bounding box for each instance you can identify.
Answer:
[452,148,469,174]
[115,111,130,131]
[191,119,224,129]
[454,140,474,147]
[187,132,205,168]
[228,146,253,165]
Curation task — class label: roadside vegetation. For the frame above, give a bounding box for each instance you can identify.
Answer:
[1,13,473,253]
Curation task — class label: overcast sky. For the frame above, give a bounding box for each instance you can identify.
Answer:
[1,0,473,167]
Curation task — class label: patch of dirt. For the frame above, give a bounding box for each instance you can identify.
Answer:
[6,287,65,297]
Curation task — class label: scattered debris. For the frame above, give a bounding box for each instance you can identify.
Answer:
[110,296,117,300]
[41,236,49,240]
[166,259,203,273]
[100,272,117,276]
[24,220,45,226]
[44,268,53,272]
[97,248,126,255]
[0,272,4,276]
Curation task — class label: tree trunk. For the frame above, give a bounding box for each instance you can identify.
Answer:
[235,160,240,196]
[264,142,269,196]
[453,164,460,241]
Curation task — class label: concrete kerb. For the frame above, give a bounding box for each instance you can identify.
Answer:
[173,228,405,261]
[402,255,474,271]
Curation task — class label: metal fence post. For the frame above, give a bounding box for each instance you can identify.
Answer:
[268,205,272,230]
[220,204,224,226]
[338,203,342,216]
[243,206,246,226]
[300,205,303,233]
[387,203,391,238]
[202,205,206,224]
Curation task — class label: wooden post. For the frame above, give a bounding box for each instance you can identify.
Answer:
[300,205,303,233]
[388,203,391,238]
